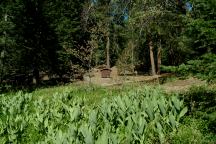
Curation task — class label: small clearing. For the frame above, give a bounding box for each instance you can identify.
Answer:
[161,77,206,93]
[84,68,206,92]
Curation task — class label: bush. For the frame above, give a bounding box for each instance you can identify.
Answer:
[180,86,216,133]
[161,53,216,82]
[169,117,216,144]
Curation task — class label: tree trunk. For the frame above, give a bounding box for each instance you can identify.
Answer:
[0,14,8,83]
[149,40,156,76]
[0,56,3,83]
[129,40,135,73]
[106,34,110,68]
[33,67,40,85]
[157,40,162,75]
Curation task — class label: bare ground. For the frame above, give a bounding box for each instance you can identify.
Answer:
[161,77,206,93]
[83,67,206,92]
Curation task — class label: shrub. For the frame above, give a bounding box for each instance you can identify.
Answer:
[180,86,216,133]
[161,53,216,82]
[169,117,216,144]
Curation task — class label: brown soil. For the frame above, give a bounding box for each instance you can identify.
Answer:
[161,77,206,93]
[84,69,171,86]
[83,67,206,92]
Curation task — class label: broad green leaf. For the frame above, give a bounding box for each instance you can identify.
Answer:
[172,96,180,111]
[169,114,176,129]
[96,128,108,144]
[178,107,188,121]
[80,124,94,144]
[158,102,166,117]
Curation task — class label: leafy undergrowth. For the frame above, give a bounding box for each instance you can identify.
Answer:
[1,83,215,143]
[169,117,216,144]
[0,86,189,143]
[180,86,216,133]
[161,53,216,83]
[174,85,216,143]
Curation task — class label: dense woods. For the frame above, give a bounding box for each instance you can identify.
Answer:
[0,0,215,89]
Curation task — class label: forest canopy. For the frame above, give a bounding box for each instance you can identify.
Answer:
[0,0,215,89]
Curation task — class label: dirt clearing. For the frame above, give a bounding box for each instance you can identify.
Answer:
[161,77,206,93]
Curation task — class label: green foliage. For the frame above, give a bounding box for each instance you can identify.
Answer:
[180,86,216,133]
[0,86,188,143]
[161,53,216,82]
[45,0,89,75]
[178,0,216,59]
[0,2,20,82]
[159,84,216,143]
[0,0,215,90]
[169,117,216,143]
[0,0,88,84]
